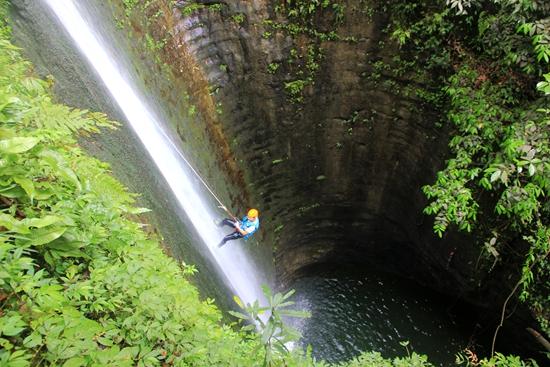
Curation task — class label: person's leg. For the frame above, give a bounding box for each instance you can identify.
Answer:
[218,231,243,247]
[220,218,237,228]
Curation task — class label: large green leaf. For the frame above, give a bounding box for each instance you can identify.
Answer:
[45,239,88,259]
[33,186,54,200]
[22,332,42,348]
[27,227,66,247]
[25,215,63,228]
[260,322,275,344]
[13,176,34,201]
[277,309,311,318]
[0,137,39,154]
[233,295,245,309]
[0,185,25,199]
[0,127,15,139]
[0,213,61,238]
[228,310,249,320]
[0,213,29,233]
[0,314,26,336]
[39,150,81,190]
[62,357,86,367]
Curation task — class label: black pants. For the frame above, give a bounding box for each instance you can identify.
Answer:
[219,218,243,246]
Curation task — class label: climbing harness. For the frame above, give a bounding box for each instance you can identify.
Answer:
[240,215,260,239]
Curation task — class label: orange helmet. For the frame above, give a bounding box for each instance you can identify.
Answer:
[247,208,259,218]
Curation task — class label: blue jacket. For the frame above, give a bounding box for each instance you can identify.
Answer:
[240,216,259,239]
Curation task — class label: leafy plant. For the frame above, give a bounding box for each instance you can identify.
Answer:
[265,1,345,103]
[396,0,550,341]
[229,286,310,367]
[0,7,263,366]
[338,351,434,367]
[232,13,245,25]
[267,62,280,74]
[179,2,205,17]
[456,350,540,367]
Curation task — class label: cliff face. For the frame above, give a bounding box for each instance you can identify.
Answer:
[158,0,479,297]
[9,0,514,309]
[152,2,543,357]
[9,0,541,359]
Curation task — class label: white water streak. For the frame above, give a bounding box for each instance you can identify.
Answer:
[44,0,266,307]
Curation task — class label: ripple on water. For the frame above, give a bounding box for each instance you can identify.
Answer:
[288,271,469,366]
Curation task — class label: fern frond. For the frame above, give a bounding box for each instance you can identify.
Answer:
[72,153,136,208]
[23,98,119,139]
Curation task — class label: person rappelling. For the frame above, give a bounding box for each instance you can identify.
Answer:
[217,208,260,247]
[165,136,259,248]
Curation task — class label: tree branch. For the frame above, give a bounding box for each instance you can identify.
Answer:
[491,249,550,356]
[526,327,550,353]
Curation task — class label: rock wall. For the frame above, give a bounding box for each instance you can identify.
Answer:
[161,0,480,298]
[163,3,541,356]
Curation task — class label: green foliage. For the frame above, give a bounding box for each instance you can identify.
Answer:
[122,0,140,17]
[188,104,197,117]
[445,0,477,15]
[284,79,308,103]
[0,9,263,366]
[179,2,205,17]
[178,1,226,17]
[517,22,550,64]
[232,13,246,25]
[336,351,433,367]
[279,45,324,103]
[229,286,310,367]
[537,73,550,95]
[145,33,166,54]
[276,0,345,27]
[267,62,280,74]
[391,28,411,47]
[264,1,343,103]
[208,3,225,12]
[390,0,550,337]
[474,1,549,76]
[456,351,540,367]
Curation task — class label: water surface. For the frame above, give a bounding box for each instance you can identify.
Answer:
[291,271,470,366]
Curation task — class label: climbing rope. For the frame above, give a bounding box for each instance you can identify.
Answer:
[159,127,237,220]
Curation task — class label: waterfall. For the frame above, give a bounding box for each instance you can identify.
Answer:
[43,0,267,308]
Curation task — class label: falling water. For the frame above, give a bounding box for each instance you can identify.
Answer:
[43,0,267,308]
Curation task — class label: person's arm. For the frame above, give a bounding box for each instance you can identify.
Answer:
[234,222,255,236]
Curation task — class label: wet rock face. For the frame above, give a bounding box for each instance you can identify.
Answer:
[167,0,478,297]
